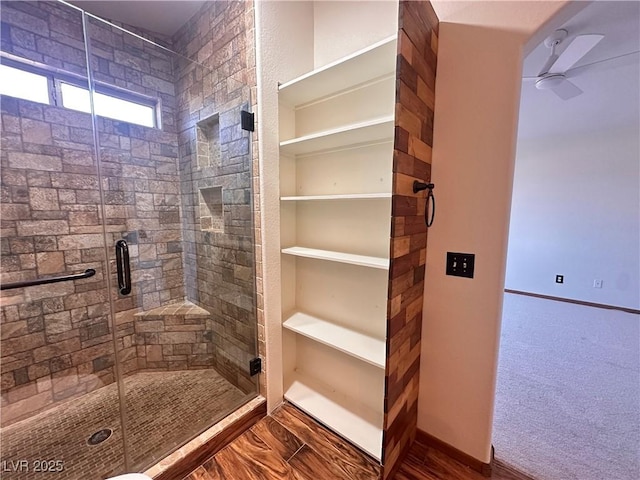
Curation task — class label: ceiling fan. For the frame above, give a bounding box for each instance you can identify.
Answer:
[523,29,607,100]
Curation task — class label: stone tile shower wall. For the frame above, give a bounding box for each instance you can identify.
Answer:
[0,1,184,425]
[85,16,188,376]
[1,1,112,426]
[172,0,258,394]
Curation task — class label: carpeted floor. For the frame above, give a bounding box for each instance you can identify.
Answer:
[0,370,249,480]
[493,293,639,480]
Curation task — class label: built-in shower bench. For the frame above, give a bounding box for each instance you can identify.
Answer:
[133,300,213,370]
[134,300,211,320]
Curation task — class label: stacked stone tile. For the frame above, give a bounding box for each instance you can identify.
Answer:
[172,0,258,394]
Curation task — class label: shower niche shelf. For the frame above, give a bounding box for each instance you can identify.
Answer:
[196,114,221,169]
[278,32,396,462]
[199,186,224,232]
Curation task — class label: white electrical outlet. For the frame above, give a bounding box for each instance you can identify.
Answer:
[593,279,603,289]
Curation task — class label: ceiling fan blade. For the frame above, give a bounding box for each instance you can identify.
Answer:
[551,79,583,100]
[566,50,640,78]
[538,53,559,76]
[548,34,604,73]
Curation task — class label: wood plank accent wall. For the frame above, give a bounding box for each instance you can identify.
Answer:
[382,1,438,478]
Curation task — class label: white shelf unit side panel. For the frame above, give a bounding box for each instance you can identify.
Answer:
[279,116,394,156]
[278,35,397,108]
[280,253,297,317]
[279,102,297,147]
[280,200,297,248]
[281,246,388,269]
[284,372,383,460]
[281,193,392,201]
[279,151,298,198]
[283,312,385,368]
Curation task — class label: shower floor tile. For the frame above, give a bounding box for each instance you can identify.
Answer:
[0,370,249,480]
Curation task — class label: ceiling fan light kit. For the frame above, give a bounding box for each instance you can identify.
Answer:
[535,74,566,90]
[525,28,608,100]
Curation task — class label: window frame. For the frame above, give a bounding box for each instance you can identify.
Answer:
[0,54,161,129]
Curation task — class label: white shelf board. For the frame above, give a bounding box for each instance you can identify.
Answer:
[283,312,385,368]
[281,193,391,201]
[279,35,397,108]
[281,246,389,270]
[284,371,383,460]
[279,116,394,156]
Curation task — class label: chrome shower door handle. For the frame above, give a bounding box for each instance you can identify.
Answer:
[115,239,131,295]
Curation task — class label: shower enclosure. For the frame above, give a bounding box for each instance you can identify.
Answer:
[0,1,259,478]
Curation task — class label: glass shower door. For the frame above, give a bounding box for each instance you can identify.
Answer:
[0,2,126,478]
[1,1,259,475]
[85,10,259,471]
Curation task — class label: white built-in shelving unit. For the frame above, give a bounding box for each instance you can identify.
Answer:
[278,35,397,461]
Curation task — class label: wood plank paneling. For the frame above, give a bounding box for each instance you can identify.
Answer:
[383,1,439,479]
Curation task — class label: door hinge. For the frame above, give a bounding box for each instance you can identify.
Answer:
[249,357,261,376]
[241,110,255,132]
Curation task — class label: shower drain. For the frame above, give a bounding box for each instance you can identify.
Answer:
[87,428,112,446]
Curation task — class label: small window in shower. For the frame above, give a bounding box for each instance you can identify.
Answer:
[59,82,157,128]
[196,114,221,168]
[0,64,50,104]
[0,59,159,128]
[199,186,224,232]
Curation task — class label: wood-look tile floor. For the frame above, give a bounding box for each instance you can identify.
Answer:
[184,403,533,480]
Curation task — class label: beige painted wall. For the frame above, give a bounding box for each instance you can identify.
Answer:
[313,0,398,67]
[418,0,579,463]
